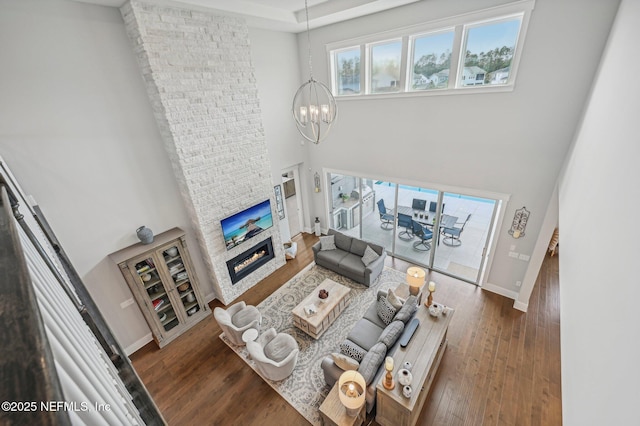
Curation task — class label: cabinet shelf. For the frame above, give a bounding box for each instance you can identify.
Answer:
[110,227,211,349]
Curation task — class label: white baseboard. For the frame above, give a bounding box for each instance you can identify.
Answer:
[124,333,153,356]
[482,282,519,301]
[513,300,529,312]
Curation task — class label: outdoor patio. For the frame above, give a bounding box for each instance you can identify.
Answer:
[340,182,496,283]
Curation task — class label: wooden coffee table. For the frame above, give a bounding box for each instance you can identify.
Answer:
[292,278,350,339]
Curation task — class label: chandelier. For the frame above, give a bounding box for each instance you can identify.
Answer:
[292,0,337,144]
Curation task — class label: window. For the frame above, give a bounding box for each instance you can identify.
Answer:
[334,47,361,95]
[369,40,402,93]
[327,0,534,97]
[410,31,454,91]
[460,18,522,87]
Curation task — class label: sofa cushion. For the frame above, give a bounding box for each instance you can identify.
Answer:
[333,231,353,252]
[377,320,405,348]
[394,295,418,323]
[347,318,385,351]
[340,340,367,362]
[376,296,397,325]
[362,299,388,329]
[357,342,387,385]
[264,333,297,362]
[350,238,368,257]
[338,253,367,276]
[331,353,359,371]
[319,235,336,251]
[231,305,260,328]
[361,245,380,266]
[315,248,348,267]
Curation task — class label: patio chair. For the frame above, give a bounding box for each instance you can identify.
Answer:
[441,214,471,247]
[377,199,395,230]
[412,220,433,251]
[397,212,414,240]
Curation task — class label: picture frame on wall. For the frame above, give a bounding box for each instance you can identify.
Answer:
[274,184,285,220]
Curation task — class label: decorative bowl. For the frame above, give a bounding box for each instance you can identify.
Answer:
[429,303,444,317]
[177,282,190,292]
[166,247,178,257]
[141,273,152,282]
[318,289,329,299]
[187,306,198,316]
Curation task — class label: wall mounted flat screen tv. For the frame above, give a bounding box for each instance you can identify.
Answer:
[221,199,273,250]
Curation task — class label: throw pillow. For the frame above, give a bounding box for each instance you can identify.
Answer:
[376,295,397,325]
[394,295,418,323]
[320,235,336,251]
[264,334,297,362]
[331,353,359,371]
[387,288,404,310]
[340,340,367,362]
[358,342,387,385]
[361,245,380,266]
[377,320,405,348]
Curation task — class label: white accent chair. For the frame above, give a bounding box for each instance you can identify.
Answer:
[214,301,261,346]
[246,328,299,381]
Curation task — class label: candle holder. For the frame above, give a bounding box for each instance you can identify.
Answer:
[426,289,434,307]
[383,356,395,390]
[425,281,436,307]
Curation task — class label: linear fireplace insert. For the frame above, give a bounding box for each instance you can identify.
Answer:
[226,237,274,285]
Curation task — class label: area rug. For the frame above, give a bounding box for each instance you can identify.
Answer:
[219,263,406,425]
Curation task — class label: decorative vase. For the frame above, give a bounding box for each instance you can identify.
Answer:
[402,385,413,398]
[403,361,412,371]
[136,226,154,244]
[397,368,413,386]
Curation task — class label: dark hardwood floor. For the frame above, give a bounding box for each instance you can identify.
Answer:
[130,233,561,426]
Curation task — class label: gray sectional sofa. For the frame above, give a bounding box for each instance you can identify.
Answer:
[312,229,387,286]
[320,290,418,413]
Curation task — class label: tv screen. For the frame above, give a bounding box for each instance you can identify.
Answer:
[221,199,273,250]
[412,198,427,211]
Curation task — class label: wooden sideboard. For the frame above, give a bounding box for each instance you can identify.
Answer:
[375,302,454,426]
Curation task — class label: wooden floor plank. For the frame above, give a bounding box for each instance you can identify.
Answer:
[129,232,562,426]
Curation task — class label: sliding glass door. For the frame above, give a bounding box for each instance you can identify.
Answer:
[326,172,500,286]
[431,192,498,283]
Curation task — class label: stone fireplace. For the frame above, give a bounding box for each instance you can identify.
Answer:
[121,0,285,304]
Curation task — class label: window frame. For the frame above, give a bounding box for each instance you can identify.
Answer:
[327,0,534,99]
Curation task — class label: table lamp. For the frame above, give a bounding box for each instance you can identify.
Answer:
[426,280,436,307]
[338,370,366,416]
[406,266,426,304]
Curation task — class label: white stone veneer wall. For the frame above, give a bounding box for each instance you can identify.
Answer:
[120,0,284,304]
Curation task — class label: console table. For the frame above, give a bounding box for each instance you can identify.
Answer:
[375,302,454,426]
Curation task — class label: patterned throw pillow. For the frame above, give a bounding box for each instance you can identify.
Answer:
[376,295,397,325]
[361,245,379,266]
[320,235,336,251]
[340,340,367,362]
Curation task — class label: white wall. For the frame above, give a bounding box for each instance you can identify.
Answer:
[296,0,620,295]
[0,0,310,353]
[559,0,639,423]
[0,0,214,353]
[248,27,312,240]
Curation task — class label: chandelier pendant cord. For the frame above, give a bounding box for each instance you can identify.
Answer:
[305,0,313,80]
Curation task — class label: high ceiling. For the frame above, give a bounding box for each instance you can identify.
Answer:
[71,0,422,32]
